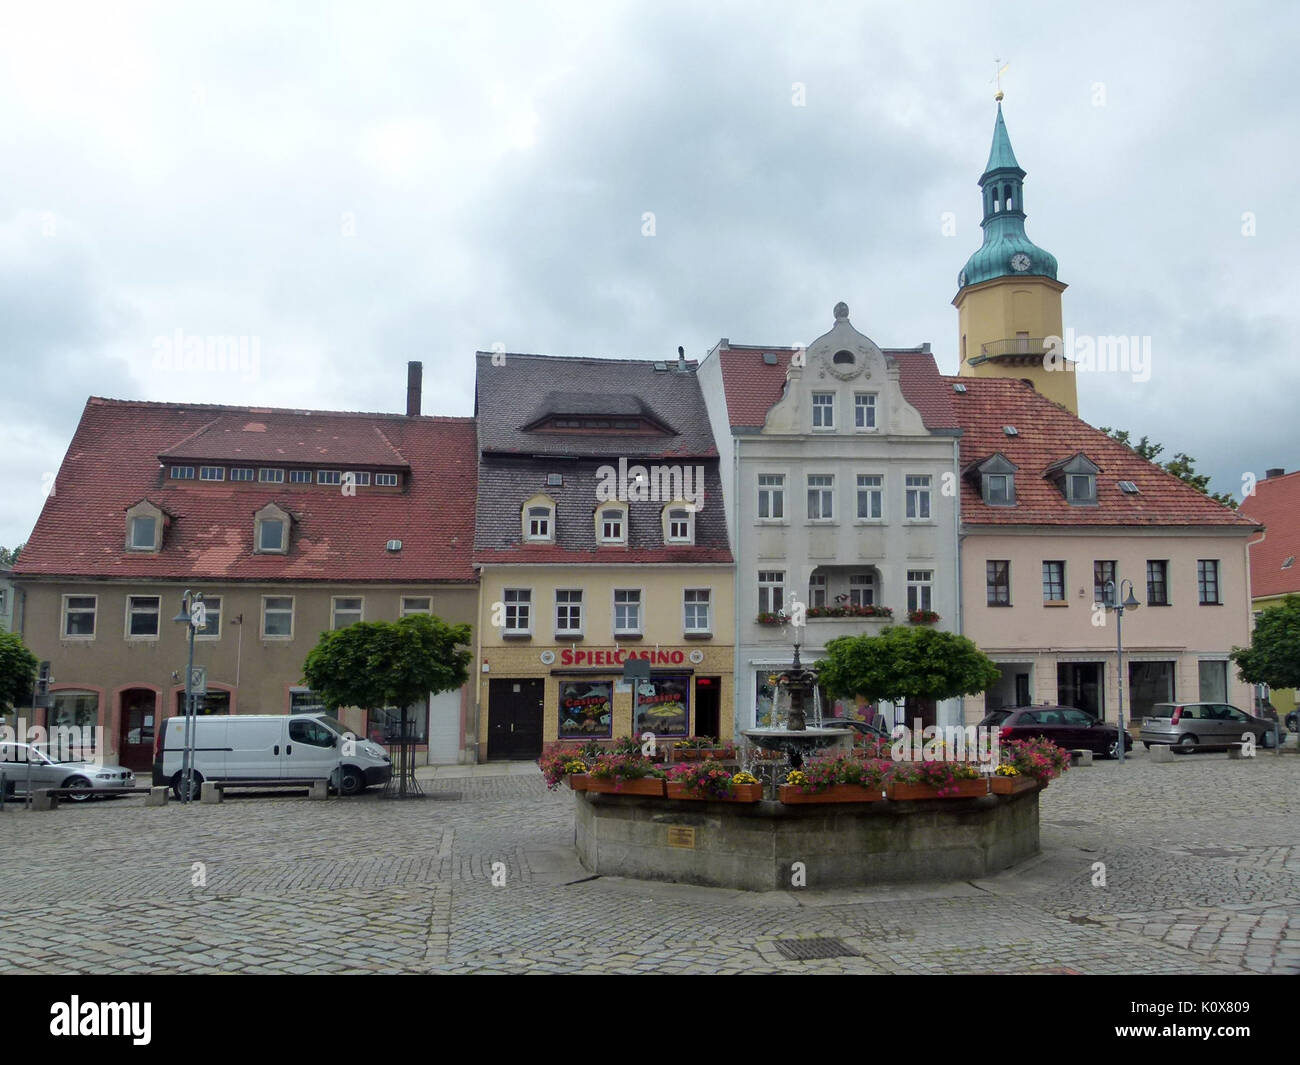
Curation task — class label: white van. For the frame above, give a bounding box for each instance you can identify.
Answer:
[152,713,391,800]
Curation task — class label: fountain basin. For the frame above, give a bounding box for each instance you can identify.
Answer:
[742,727,854,769]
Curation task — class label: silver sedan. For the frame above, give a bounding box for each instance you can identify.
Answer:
[0,742,136,801]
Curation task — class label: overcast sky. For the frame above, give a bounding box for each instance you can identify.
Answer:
[2,0,1295,547]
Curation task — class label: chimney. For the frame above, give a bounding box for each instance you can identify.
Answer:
[1266,467,1286,479]
[677,345,686,372]
[406,361,422,417]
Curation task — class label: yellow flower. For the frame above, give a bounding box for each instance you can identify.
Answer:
[786,770,808,785]
[732,772,759,785]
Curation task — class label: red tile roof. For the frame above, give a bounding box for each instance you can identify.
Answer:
[14,398,476,583]
[715,346,958,431]
[1238,471,1300,598]
[160,414,410,468]
[950,378,1260,528]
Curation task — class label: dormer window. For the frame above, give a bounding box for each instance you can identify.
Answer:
[1045,453,1101,507]
[1068,474,1096,503]
[664,504,695,545]
[170,465,195,480]
[522,496,556,542]
[253,503,292,555]
[985,473,1013,505]
[967,453,1018,508]
[597,504,627,544]
[124,500,167,552]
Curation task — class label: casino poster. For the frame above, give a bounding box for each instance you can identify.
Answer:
[558,681,613,736]
[633,676,690,737]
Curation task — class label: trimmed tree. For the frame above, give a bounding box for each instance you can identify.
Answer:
[1230,594,1300,693]
[302,614,472,788]
[0,630,39,719]
[815,625,1001,731]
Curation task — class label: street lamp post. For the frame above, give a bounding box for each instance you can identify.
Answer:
[172,590,204,803]
[1103,579,1140,765]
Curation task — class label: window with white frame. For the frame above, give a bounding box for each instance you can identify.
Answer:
[854,393,877,429]
[375,473,399,487]
[807,475,834,520]
[199,466,225,481]
[1198,559,1221,605]
[259,468,285,483]
[262,596,294,638]
[811,392,835,429]
[684,589,711,634]
[503,589,531,634]
[197,595,222,638]
[613,589,642,635]
[906,570,933,612]
[62,595,97,638]
[230,467,255,482]
[1042,561,1066,603]
[400,596,432,616]
[525,503,554,541]
[128,515,158,551]
[850,573,876,607]
[257,516,286,553]
[598,507,625,543]
[289,469,313,484]
[809,573,827,608]
[757,474,785,520]
[665,506,693,543]
[905,475,932,520]
[316,470,342,486]
[126,595,161,638]
[332,597,363,629]
[555,590,583,635]
[170,466,195,479]
[346,471,371,487]
[856,474,883,520]
[758,571,784,615]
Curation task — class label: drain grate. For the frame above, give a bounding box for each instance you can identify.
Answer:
[773,937,859,961]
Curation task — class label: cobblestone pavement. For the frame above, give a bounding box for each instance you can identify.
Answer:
[2,749,1297,974]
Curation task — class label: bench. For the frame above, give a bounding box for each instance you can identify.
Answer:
[20,786,156,811]
[200,778,328,803]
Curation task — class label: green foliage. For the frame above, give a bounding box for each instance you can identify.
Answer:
[815,625,1001,704]
[301,613,471,713]
[1100,427,1237,509]
[0,630,39,714]
[1230,595,1300,690]
[0,543,23,566]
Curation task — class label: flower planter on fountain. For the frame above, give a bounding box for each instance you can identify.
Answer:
[887,779,988,800]
[779,784,885,804]
[990,773,1036,795]
[666,781,762,802]
[585,776,665,796]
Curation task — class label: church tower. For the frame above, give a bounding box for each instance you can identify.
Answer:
[954,97,1075,413]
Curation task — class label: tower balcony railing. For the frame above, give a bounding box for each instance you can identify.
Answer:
[979,337,1051,357]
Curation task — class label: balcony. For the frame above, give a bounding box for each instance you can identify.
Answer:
[969,337,1050,363]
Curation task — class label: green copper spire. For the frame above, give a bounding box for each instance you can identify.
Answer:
[957,102,1058,291]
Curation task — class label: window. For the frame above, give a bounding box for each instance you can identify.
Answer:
[1198,559,1221,605]
[1094,561,1117,603]
[614,589,642,635]
[812,392,835,429]
[230,467,255,482]
[850,573,875,607]
[905,475,931,520]
[258,468,285,483]
[758,571,785,615]
[984,473,1014,505]
[1147,560,1170,606]
[599,508,625,543]
[169,466,195,480]
[126,595,161,638]
[62,595,97,638]
[197,596,222,638]
[809,573,827,608]
[199,466,225,481]
[289,470,313,484]
[807,475,834,520]
[757,474,785,520]
[525,504,553,541]
[289,688,327,714]
[1042,561,1066,603]
[346,471,371,487]
[400,596,432,616]
[262,596,294,638]
[332,597,363,629]
[1068,474,1096,504]
[257,518,286,553]
[856,475,883,520]
[289,718,337,748]
[368,702,429,744]
[906,570,933,613]
[665,506,693,543]
[375,473,399,487]
[684,589,711,634]
[503,589,531,634]
[854,393,877,429]
[1198,660,1228,704]
[128,516,157,551]
[555,590,583,635]
[987,560,1010,606]
[317,470,342,485]
[0,589,5,614]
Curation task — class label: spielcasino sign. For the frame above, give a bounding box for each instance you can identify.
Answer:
[540,647,705,667]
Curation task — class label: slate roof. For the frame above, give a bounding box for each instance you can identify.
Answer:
[474,355,732,564]
[949,378,1260,529]
[1238,470,1300,599]
[14,398,477,583]
[476,353,717,459]
[713,345,959,432]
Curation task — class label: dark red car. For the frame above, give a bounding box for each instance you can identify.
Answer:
[979,706,1133,759]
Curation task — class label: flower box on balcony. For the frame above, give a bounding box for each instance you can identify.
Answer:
[907,610,941,625]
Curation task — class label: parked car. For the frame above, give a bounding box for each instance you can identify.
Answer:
[153,712,392,799]
[0,742,135,801]
[821,715,891,742]
[979,706,1133,758]
[1139,703,1278,751]
[1287,710,1298,734]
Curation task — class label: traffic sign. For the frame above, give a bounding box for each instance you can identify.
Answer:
[189,667,207,695]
